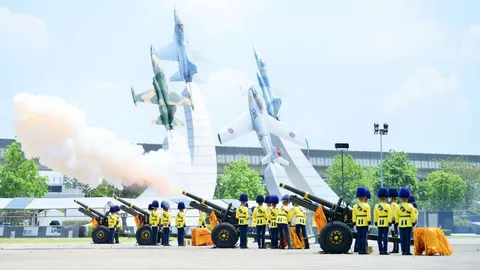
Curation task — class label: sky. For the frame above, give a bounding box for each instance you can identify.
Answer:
[0,0,479,156]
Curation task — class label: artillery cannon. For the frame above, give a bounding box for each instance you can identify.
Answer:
[182,191,241,248]
[74,200,110,244]
[114,196,162,245]
[279,183,412,254]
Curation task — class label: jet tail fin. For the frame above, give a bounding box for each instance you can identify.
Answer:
[187,59,197,76]
[272,97,282,117]
[260,153,272,165]
[170,70,184,82]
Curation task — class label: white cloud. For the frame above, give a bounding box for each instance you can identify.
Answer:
[460,25,480,58]
[0,7,48,51]
[383,66,467,115]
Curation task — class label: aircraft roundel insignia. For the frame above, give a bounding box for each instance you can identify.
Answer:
[228,128,234,134]
[259,134,263,141]
[289,132,295,138]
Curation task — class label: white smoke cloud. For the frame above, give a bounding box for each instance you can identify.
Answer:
[12,93,181,196]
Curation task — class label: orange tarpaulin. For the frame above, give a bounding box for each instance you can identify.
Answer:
[209,212,219,229]
[313,206,327,237]
[191,228,213,246]
[413,228,453,256]
[134,215,143,228]
[281,227,305,248]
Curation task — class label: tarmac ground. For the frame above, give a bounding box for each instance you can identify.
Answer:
[0,238,479,270]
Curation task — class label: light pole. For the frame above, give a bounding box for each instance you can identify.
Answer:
[373,123,389,187]
[335,143,349,199]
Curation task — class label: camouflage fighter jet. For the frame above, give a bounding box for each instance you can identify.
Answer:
[130,45,191,130]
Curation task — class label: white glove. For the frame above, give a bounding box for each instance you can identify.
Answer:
[390,224,394,231]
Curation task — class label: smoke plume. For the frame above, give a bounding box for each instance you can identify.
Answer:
[12,93,178,196]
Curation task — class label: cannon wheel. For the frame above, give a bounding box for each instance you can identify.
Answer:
[92,225,109,244]
[211,223,238,248]
[319,221,353,254]
[136,225,153,246]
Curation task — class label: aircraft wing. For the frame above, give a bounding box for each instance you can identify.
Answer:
[156,42,177,62]
[217,111,253,145]
[166,91,191,107]
[264,115,307,147]
[131,87,157,105]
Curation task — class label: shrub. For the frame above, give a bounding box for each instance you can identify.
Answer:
[62,220,90,226]
[87,224,94,237]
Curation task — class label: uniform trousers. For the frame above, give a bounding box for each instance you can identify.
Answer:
[295,224,309,249]
[377,227,389,253]
[399,227,412,255]
[256,225,266,248]
[390,224,399,252]
[239,225,248,248]
[108,228,115,244]
[270,228,278,249]
[162,228,170,246]
[177,227,185,246]
[356,226,368,254]
[151,226,158,245]
[278,224,291,249]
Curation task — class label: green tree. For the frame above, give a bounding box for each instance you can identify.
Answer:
[372,150,418,194]
[425,170,467,210]
[326,155,373,204]
[438,157,480,209]
[88,179,119,197]
[120,183,148,198]
[0,142,48,198]
[214,155,265,200]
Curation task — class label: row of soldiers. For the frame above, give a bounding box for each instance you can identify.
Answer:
[235,193,309,249]
[147,199,186,246]
[353,186,418,255]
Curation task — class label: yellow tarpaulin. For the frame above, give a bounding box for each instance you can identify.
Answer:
[209,212,219,229]
[313,206,327,237]
[413,228,454,256]
[191,228,213,246]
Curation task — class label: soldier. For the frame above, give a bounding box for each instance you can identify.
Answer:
[251,206,257,243]
[176,202,186,246]
[149,200,160,246]
[353,187,370,255]
[292,202,309,249]
[277,194,292,249]
[107,206,118,244]
[374,187,392,255]
[388,187,400,253]
[160,201,171,246]
[265,195,272,237]
[269,195,279,249]
[253,194,267,249]
[198,211,207,228]
[114,206,122,244]
[236,193,250,249]
[396,187,416,255]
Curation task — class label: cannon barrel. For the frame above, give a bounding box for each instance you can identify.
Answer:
[189,201,213,215]
[114,196,149,216]
[290,195,336,217]
[119,205,142,217]
[78,207,98,219]
[279,183,338,208]
[182,191,226,212]
[74,200,106,218]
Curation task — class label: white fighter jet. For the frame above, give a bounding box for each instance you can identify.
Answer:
[217,87,308,166]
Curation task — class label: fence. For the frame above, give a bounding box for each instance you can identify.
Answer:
[0,226,84,238]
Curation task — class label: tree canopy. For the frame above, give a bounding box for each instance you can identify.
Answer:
[62,176,146,198]
[326,154,373,204]
[214,155,265,200]
[371,150,418,193]
[424,170,467,210]
[0,142,48,198]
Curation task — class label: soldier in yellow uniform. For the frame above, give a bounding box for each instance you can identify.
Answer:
[236,193,249,248]
[396,187,416,255]
[388,187,399,253]
[176,202,186,246]
[149,200,160,246]
[264,195,271,235]
[355,188,371,253]
[269,195,279,249]
[160,201,171,246]
[253,195,268,248]
[114,206,123,244]
[353,187,370,255]
[277,194,292,249]
[107,205,119,244]
[374,187,392,255]
[198,211,206,228]
[292,202,309,249]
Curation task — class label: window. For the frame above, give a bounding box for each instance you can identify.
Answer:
[325,158,332,166]
[251,155,260,165]
[217,155,225,164]
[428,161,434,169]
[371,159,378,166]
[414,160,421,167]
[226,155,234,163]
[309,157,317,166]
[317,157,325,166]
[245,155,252,163]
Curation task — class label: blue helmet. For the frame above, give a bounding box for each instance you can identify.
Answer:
[239,193,248,202]
[148,204,153,211]
[412,202,417,209]
[151,200,159,208]
[377,187,389,198]
[161,200,170,209]
[281,194,290,201]
[265,195,271,204]
[270,195,279,204]
[388,187,399,198]
[256,194,265,203]
[407,195,416,203]
[114,205,121,212]
[356,187,367,198]
[366,189,371,199]
[177,202,185,210]
[109,206,114,213]
[399,187,410,199]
